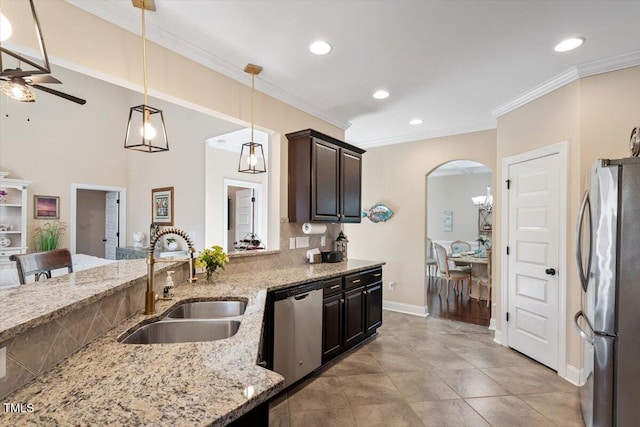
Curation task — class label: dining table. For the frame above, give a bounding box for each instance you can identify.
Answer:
[447,252,489,300]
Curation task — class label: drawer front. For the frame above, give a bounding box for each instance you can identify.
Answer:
[344,267,383,290]
[322,277,343,297]
[0,248,21,258]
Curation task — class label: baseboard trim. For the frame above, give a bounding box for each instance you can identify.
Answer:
[565,364,584,386]
[493,329,503,345]
[383,301,428,317]
[488,318,497,331]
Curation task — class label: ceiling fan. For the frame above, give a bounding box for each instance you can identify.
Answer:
[0,67,87,105]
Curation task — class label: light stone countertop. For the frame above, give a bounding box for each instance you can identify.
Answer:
[0,259,384,426]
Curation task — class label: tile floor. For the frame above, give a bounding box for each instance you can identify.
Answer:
[269,310,584,427]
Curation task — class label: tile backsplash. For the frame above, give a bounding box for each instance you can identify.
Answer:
[223,219,342,274]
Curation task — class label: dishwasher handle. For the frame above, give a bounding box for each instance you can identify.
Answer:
[294,293,309,301]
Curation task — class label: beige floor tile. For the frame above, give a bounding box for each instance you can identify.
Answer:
[465,332,498,347]
[351,402,425,427]
[410,399,490,427]
[429,333,488,351]
[289,408,357,427]
[287,377,348,413]
[269,392,289,414]
[371,351,428,373]
[330,351,386,376]
[455,347,532,368]
[481,365,578,395]
[411,346,476,371]
[518,391,584,427]
[466,395,556,427]
[338,374,404,406]
[388,371,459,402]
[366,334,411,354]
[435,368,510,398]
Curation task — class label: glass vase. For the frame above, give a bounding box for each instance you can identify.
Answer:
[205,269,219,284]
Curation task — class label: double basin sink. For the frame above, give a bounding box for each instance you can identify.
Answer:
[120,300,246,345]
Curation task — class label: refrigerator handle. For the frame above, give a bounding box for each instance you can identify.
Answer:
[574,310,595,345]
[575,191,593,292]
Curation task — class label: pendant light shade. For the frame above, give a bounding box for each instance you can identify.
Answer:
[0,0,51,78]
[124,0,169,153]
[239,64,266,174]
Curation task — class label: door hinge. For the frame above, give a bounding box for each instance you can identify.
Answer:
[506,246,510,255]
[116,198,120,204]
[116,232,120,237]
[506,312,510,322]
[506,179,511,189]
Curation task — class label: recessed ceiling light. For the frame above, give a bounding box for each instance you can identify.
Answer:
[554,37,585,52]
[373,90,390,100]
[309,40,332,55]
[409,119,423,125]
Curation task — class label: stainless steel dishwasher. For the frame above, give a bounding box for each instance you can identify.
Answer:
[273,282,323,387]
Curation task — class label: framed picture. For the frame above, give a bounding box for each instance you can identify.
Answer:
[152,187,174,226]
[34,195,60,219]
[443,210,453,232]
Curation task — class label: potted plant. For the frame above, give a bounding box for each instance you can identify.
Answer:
[33,221,66,251]
[166,237,178,250]
[195,245,229,283]
[476,235,491,256]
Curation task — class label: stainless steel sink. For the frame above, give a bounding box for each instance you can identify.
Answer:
[165,300,247,319]
[121,320,240,344]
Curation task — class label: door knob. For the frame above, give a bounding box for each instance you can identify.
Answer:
[102,239,107,242]
[545,268,556,276]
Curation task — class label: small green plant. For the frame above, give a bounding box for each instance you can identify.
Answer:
[195,245,230,282]
[33,221,66,251]
[166,237,176,244]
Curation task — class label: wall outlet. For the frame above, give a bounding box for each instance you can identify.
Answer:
[296,236,310,248]
[321,236,326,246]
[289,238,296,249]
[0,347,6,379]
[388,281,396,291]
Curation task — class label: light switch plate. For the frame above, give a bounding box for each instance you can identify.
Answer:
[296,236,310,248]
[289,238,296,249]
[0,347,6,379]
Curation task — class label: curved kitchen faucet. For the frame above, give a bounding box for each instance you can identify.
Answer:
[146,227,197,314]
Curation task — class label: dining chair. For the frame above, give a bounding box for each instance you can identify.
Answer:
[450,240,472,271]
[426,238,438,283]
[471,249,492,307]
[433,243,470,299]
[9,248,74,285]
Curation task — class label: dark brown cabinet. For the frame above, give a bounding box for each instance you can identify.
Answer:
[321,268,383,364]
[287,129,365,223]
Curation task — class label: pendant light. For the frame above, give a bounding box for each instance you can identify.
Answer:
[238,64,266,174]
[124,0,169,153]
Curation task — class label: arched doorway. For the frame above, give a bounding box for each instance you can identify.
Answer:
[425,160,492,326]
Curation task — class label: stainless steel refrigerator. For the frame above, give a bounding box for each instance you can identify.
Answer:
[574,157,640,427]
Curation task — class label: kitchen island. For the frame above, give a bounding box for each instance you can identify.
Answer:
[0,259,383,426]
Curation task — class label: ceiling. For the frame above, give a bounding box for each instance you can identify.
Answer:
[66,0,640,147]
[429,160,491,177]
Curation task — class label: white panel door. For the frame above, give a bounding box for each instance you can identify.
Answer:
[235,189,253,243]
[104,191,119,260]
[507,153,560,370]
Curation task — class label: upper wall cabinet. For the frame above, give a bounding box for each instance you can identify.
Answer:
[287,129,365,223]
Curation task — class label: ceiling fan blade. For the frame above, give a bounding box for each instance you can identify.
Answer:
[30,84,87,105]
[28,75,62,84]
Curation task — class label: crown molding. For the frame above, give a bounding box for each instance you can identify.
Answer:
[492,51,640,118]
[354,120,497,149]
[64,1,351,131]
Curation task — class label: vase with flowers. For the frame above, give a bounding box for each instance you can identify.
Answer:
[195,245,229,283]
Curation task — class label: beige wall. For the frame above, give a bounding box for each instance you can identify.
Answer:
[1,0,344,253]
[496,66,640,373]
[345,130,497,309]
[427,172,492,242]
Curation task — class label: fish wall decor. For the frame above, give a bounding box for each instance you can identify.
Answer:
[362,203,395,223]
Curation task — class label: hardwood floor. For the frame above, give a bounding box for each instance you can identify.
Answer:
[426,275,491,326]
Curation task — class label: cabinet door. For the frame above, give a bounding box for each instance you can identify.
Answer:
[340,148,362,223]
[365,283,383,334]
[344,287,365,346]
[311,138,340,222]
[322,293,344,362]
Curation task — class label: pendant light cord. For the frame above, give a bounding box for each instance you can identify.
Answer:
[250,72,255,144]
[141,2,148,107]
